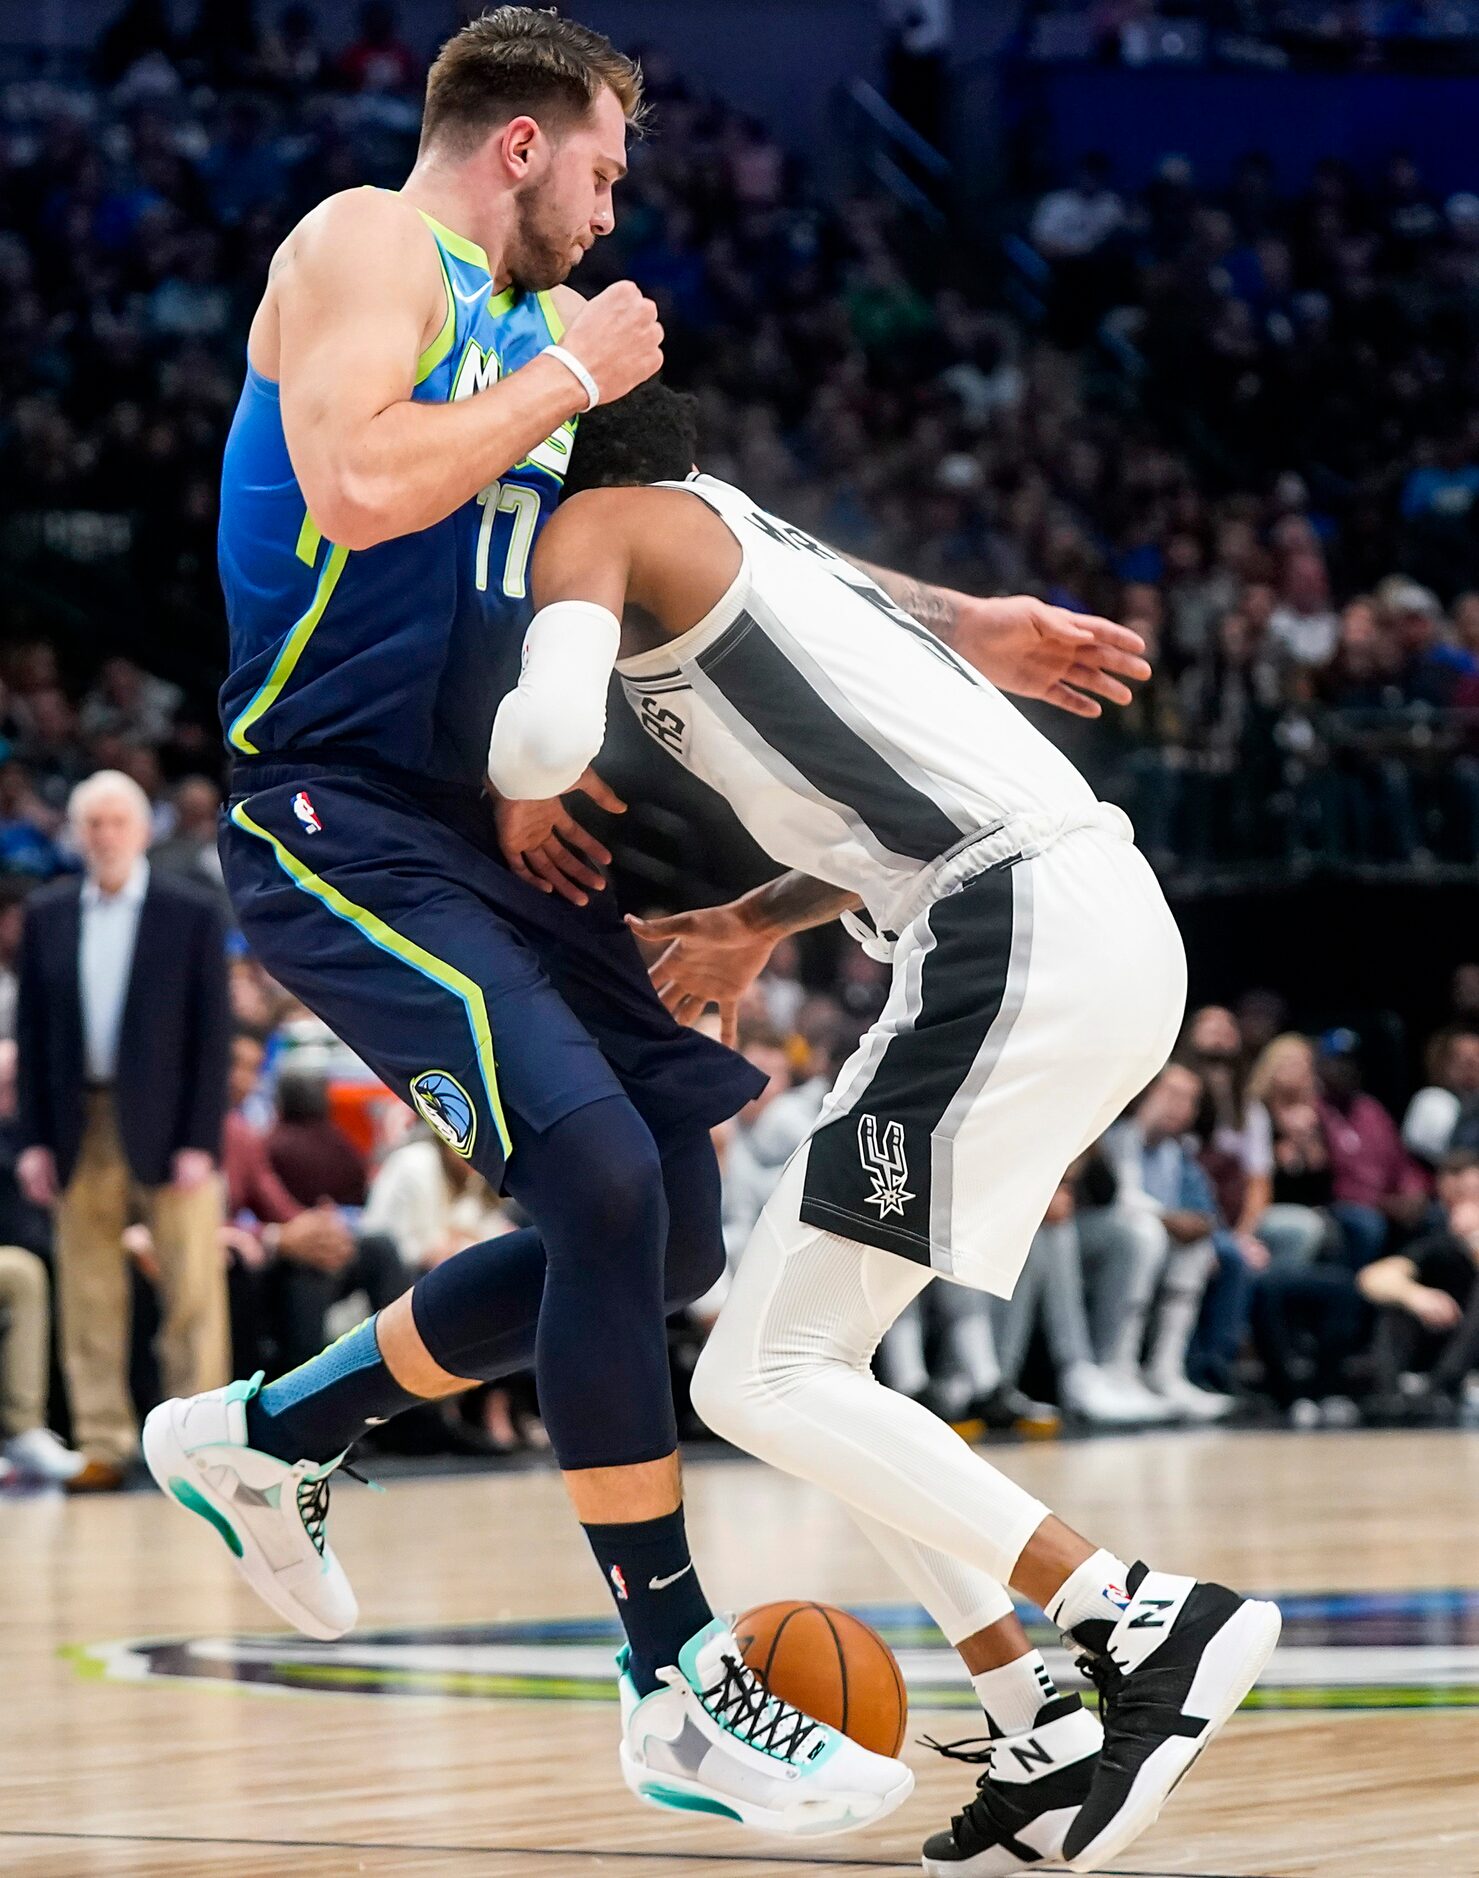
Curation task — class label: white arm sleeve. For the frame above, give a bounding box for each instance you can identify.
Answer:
[486,600,621,800]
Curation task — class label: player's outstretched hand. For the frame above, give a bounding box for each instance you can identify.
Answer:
[951,595,1152,719]
[494,766,626,907]
[625,904,777,1048]
[561,282,664,407]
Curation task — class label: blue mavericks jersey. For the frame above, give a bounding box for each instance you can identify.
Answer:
[218,198,575,788]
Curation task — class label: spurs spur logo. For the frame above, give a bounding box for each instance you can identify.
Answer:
[858,1115,914,1219]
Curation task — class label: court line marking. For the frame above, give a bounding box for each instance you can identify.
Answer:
[0,1831,1279,1875]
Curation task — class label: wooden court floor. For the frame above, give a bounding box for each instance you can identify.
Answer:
[4,1428,1478,1877]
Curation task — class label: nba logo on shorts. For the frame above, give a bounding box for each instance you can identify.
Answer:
[410,1070,477,1158]
[291,790,322,834]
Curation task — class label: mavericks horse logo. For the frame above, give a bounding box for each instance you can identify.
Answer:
[410,1070,476,1158]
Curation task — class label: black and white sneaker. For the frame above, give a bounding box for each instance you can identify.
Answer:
[1060,1561,1281,1871]
[920,1693,1102,1875]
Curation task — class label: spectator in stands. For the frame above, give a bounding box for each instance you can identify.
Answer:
[1104,1060,1235,1420]
[1316,1028,1428,1265]
[1001,1154,1177,1426]
[79,656,182,747]
[1187,1003,1324,1265]
[1268,551,1341,670]
[363,1129,512,1273]
[339,0,418,93]
[1249,1031,1335,1208]
[267,1068,368,1210]
[250,1064,406,1371]
[1030,152,1127,343]
[1403,1026,1479,1165]
[1383,578,1478,706]
[15,769,229,1491]
[362,1128,528,1451]
[149,775,227,903]
[0,1236,82,1483]
[0,1037,81,1482]
[717,1026,795,1268]
[0,877,29,1038]
[1360,1150,1479,1422]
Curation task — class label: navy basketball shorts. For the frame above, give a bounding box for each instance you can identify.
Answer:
[220,761,762,1185]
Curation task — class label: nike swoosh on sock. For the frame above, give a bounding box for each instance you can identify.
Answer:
[649,1562,695,1591]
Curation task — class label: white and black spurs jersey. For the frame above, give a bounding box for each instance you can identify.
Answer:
[616,474,1108,938]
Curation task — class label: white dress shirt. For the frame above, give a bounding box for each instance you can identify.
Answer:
[79,858,149,1084]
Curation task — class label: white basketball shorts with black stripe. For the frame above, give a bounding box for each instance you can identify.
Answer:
[798,812,1188,1299]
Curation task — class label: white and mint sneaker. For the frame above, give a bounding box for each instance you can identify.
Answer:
[618,1617,914,1837]
[142,1374,357,1642]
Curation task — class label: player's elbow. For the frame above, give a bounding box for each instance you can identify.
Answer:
[302,469,401,553]
[487,705,599,802]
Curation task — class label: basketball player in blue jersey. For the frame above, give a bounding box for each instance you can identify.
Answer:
[146,7,1155,1838]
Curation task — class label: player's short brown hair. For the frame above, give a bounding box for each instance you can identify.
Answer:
[421,7,645,156]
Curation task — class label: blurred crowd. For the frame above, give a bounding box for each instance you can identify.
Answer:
[3,771,1477,1491]
[713,961,1479,1441]
[0,5,1477,877]
[1026,0,1479,70]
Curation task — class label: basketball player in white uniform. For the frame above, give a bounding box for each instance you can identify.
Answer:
[489,382,1281,1876]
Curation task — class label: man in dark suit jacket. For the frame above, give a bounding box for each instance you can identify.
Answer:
[16,769,231,1489]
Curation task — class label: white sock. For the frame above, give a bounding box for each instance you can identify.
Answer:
[1044,1547,1134,1635]
[972,1650,1059,1735]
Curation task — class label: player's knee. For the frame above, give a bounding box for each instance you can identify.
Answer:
[690,1313,818,1453]
[689,1332,753,1445]
[662,1218,726,1313]
[543,1100,668,1257]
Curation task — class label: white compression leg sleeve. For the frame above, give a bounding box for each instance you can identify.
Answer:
[849,1508,1017,1646]
[692,1157,1052,1595]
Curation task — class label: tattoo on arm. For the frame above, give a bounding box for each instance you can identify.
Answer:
[842,555,961,641]
[745,870,863,939]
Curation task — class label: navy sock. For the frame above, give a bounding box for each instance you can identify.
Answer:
[245,1315,424,1464]
[584,1507,714,1697]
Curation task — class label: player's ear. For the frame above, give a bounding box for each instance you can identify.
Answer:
[499,115,542,178]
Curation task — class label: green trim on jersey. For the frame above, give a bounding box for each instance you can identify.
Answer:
[415,208,490,273]
[536,290,566,341]
[228,803,513,1159]
[227,543,350,755]
[294,510,322,568]
[416,236,459,385]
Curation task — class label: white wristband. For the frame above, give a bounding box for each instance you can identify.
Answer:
[544,344,600,411]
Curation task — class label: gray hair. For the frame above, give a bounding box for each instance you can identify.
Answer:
[68,768,153,829]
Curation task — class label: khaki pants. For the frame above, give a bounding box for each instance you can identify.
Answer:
[0,1245,50,1437]
[54,1092,229,1464]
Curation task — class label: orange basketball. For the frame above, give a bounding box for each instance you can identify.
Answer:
[734,1601,907,1757]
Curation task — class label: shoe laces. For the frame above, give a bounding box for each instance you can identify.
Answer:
[700,1652,822,1763]
[295,1473,333,1556]
[919,1732,1016,1854]
[294,1456,377,1557]
[1074,1641,1170,1774]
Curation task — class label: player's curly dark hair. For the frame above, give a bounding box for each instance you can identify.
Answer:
[560,378,699,496]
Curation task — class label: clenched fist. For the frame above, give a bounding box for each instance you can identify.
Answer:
[561,282,664,407]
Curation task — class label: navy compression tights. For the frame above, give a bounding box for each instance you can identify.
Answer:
[410,1098,723,1472]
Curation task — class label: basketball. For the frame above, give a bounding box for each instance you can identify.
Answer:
[734,1601,908,1758]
